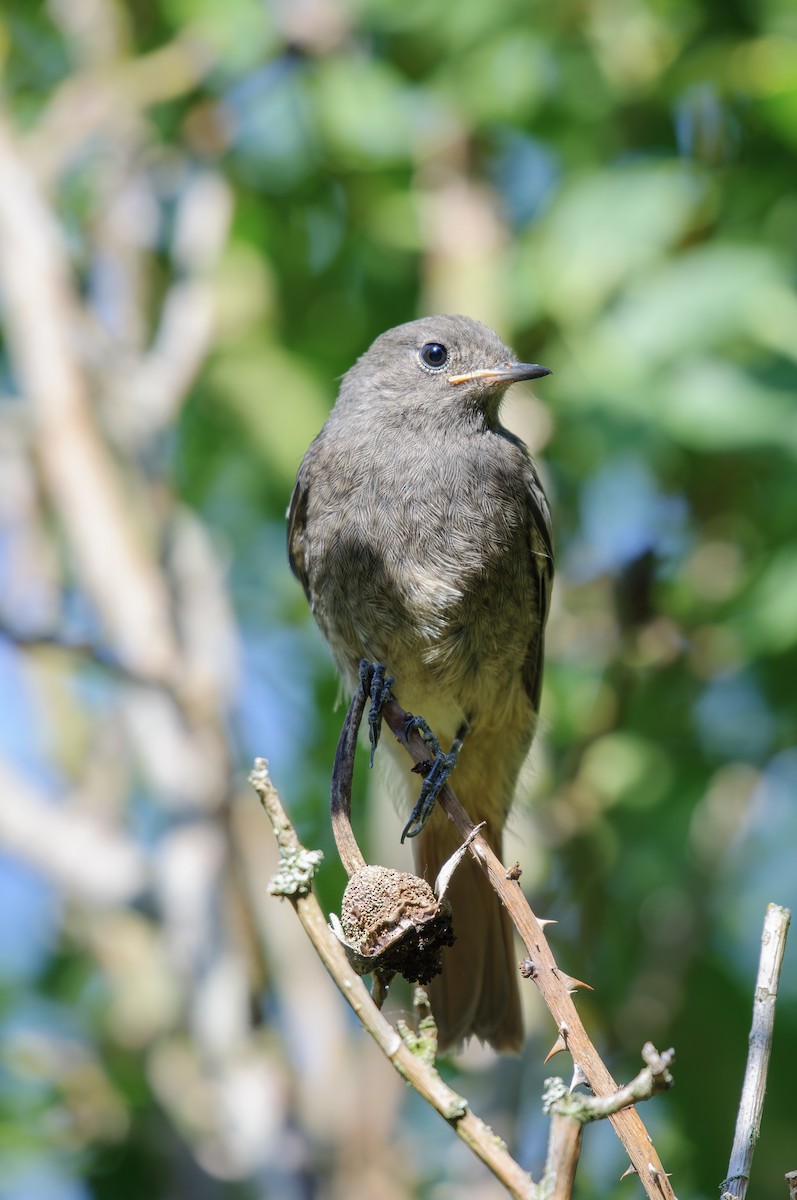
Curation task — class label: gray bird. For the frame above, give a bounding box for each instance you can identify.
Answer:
[288,314,553,1051]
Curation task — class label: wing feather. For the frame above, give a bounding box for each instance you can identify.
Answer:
[522,469,554,712]
[287,470,311,601]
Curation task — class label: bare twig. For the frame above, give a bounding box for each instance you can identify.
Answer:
[721,903,791,1200]
[329,676,368,875]
[540,1041,671,1200]
[109,174,232,448]
[380,697,677,1200]
[544,1044,674,1124]
[544,1114,582,1200]
[250,758,539,1200]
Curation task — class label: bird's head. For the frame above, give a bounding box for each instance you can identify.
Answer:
[337,314,551,427]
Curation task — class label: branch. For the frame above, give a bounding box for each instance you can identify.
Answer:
[251,675,679,1197]
[543,1114,582,1200]
[249,758,539,1200]
[0,619,163,688]
[329,673,368,875]
[380,697,677,1200]
[27,34,215,184]
[0,108,180,686]
[721,903,791,1200]
[252,711,676,1199]
[108,173,232,448]
[540,1044,673,1199]
[544,1043,674,1124]
[0,756,147,906]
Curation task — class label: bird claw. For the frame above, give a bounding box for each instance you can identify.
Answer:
[400,716,462,842]
[403,712,443,758]
[359,660,394,766]
[400,714,467,841]
[400,750,459,841]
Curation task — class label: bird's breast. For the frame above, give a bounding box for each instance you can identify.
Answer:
[306,429,538,719]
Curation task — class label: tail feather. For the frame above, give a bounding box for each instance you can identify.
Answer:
[416,820,522,1053]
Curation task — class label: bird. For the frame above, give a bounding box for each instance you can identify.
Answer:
[288,314,553,1051]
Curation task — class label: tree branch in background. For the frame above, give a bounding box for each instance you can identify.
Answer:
[0,109,179,686]
[0,756,147,906]
[0,48,270,1182]
[0,619,169,689]
[721,903,791,1200]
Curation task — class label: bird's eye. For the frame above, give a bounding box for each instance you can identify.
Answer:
[420,342,448,370]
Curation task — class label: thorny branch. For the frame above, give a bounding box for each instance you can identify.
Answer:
[539,1045,674,1200]
[543,1043,674,1124]
[251,758,539,1200]
[251,676,681,1200]
[379,695,677,1200]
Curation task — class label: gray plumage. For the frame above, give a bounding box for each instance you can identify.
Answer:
[289,314,553,1051]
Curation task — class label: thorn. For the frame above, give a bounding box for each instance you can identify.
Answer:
[569,1063,588,1092]
[619,1165,637,1181]
[543,1032,568,1064]
[558,971,594,993]
[434,823,485,898]
[537,918,557,929]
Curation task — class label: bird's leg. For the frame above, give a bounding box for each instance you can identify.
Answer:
[358,660,394,766]
[400,718,468,842]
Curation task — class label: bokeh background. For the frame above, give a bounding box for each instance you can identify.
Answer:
[1,1,795,1198]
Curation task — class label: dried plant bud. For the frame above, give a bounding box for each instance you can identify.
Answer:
[332,865,455,985]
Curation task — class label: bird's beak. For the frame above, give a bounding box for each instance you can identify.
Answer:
[448,362,552,386]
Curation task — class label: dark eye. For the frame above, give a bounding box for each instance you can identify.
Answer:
[420,342,448,370]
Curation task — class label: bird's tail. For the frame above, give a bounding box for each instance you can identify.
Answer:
[416,817,523,1053]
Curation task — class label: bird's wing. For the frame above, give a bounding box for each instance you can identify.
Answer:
[287,465,312,601]
[522,466,554,713]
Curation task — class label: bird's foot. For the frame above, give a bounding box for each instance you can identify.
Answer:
[403,713,442,759]
[400,716,466,842]
[359,660,394,766]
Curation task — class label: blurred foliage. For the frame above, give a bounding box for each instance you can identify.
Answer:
[0,0,795,1199]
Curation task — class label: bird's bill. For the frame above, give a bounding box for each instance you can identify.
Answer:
[448,363,552,386]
